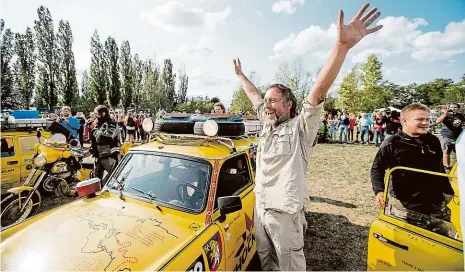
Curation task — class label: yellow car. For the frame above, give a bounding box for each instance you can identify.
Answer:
[367,164,463,270]
[0,120,260,271]
[1,129,51,196]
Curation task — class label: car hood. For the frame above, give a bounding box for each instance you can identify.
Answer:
[0,193,204,271]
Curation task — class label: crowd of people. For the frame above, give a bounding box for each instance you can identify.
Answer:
[320,108,402,145]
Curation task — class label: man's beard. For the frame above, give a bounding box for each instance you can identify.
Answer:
[266,112,288,127]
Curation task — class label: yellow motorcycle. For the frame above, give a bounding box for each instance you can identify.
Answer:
[0,131,92,227]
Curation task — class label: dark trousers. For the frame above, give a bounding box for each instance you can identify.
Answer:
[94,157,117,186]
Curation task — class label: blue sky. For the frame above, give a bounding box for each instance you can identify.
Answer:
[2,0,465,107]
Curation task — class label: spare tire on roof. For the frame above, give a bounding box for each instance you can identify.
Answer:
[154,119,195,134]
[194,121,245,136]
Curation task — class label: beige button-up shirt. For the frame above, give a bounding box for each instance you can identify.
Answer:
[254,99,323,214]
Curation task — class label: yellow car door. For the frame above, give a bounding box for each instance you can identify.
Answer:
[17,135,41,183]
[211,154,257,271]
[1,137,21,194]
[367,166,463,271]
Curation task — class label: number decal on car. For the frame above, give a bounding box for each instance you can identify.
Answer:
[187,256,205,272]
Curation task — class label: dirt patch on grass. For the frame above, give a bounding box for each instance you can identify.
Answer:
[305,143,379,271]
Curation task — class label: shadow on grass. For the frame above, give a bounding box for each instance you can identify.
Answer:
[305,211,369,271]
[310,196,357,209]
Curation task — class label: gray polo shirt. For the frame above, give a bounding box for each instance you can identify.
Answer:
[254,99,323,214]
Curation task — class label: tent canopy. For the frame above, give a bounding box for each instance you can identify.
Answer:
[375,106,402,112]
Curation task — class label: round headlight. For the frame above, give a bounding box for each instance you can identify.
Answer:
[142,118,154,133]
[33,155,47,168]
[8,116,16,124]
[203,120,218,137]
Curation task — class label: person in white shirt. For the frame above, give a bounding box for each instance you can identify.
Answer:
[233,3,384,270]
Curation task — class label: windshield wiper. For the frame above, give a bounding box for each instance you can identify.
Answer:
[131,187,162,211]
[111,167,133,201]
[111,176,125,200]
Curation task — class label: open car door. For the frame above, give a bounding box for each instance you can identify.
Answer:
[367,164,463,271]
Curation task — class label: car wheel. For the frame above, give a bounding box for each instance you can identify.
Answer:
[194,121,245,136]
[154,119,195,134]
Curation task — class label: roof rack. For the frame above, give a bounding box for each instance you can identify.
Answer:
[148,132,238,153]
[1,118,49,131]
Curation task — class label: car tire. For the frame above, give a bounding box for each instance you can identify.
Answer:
[194,121,245,136]
[154,119,195,134]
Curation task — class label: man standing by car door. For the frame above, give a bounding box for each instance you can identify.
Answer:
[371,104,454,230]
[233,3,384,270]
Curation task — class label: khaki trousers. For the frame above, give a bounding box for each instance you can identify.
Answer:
[254,206,307,271]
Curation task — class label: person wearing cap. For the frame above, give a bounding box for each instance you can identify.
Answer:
[233,3,384,270]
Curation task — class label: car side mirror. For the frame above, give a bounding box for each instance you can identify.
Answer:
[69,139,79,147]
[218,196,242,216]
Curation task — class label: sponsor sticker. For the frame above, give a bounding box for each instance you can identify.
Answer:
[203,232,223,271]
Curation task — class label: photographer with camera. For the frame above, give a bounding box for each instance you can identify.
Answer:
[53,106,81,143]
[433,103,465,171]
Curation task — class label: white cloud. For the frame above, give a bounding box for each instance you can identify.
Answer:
[382,66,413,77]
[272,0,305,15]
[189,67,231,86]
[411,19,465,61]
[204,6,231,33]
[173,35,215,60]
[270,16,465,63]
[140,2,231,33]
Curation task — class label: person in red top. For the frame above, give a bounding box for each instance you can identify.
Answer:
[348,113,356,142]
[373,111,386,146]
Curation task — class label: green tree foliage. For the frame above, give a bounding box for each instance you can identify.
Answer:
[416,78,454,106]
[385,82,419,109]
[14,27,36,108]
[177,96,213,113]
[176,69,188,105]
[231,88,254,114]
[323,96,337,114]
[105,36,120,108]
[120,40,133,109]
[442,74,465,104]
[73,70,96,114]
[337,65,363,113]
[132,53,144,108]
[89,30,107,104]
[360,54,391,111]
[337,54,390,113]
[1,21,21,109]
[57,20,78,106]
[140,59,162,113]
[161,59,176,111]
[34,6,59,111]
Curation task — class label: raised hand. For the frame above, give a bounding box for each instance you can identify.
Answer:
[338,3,383,50]
[233,58,244,77]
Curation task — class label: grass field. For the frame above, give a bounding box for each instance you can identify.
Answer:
[305,143,379,271]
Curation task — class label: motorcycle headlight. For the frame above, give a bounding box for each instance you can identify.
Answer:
[51,162,69,174]
[33,155,47,168]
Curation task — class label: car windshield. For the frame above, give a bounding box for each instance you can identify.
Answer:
[107,153,211,213]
